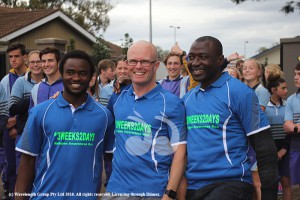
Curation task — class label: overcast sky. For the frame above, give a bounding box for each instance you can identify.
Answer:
[102,0,300,58]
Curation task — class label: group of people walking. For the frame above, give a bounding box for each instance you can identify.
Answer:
[0,36,299,200]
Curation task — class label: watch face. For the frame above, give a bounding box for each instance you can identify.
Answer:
[165,190,177,199]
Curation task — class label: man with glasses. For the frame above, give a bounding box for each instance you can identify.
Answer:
[29,47,63,109]
[9,50,44,174]
[104,41,187,200]
[0,42,28,199]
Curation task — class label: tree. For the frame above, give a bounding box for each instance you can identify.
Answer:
[256,46,268,54]
[231,0,300,14]
[92,36,111,67]
[121,33,133,55]
[156,46,170,61]
[0,0,115,35]
[66,37,75,52]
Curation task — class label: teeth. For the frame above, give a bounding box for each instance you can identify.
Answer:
[71,84,81,88]
[194,69,204,73]
[135,72,144,75]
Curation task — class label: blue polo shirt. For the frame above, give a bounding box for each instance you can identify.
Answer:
[106,84,186,197]
[254,83,270,108]
[183,72,270,190]
[29,77,63,109]
[16,93,114,199]
[159,75,189,98]
[10,72,39,134]
[265,100,286,140]
[284,92,300,151]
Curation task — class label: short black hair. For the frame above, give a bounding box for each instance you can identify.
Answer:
[266,74,286,94]
[7,42,26,55]
[59,50,95,76]
[295,62,300,71]
[40,47,61,63]
[195,36,223,56]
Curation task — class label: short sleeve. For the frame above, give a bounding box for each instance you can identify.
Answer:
[16,106,44,156]
[103,110,115,153]
[284,95,294,121]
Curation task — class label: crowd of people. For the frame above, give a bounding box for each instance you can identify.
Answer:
[0,36,299,200]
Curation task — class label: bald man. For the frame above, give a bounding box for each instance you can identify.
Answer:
[104,41,187,200]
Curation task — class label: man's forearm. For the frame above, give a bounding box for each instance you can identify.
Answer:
[164,144,186,197]
[15,153,36,200]
[249,128,278,200]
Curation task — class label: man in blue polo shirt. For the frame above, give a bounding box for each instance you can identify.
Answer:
[284,62,300,186]
[181,36,278,200]
[15,50,114,199]
[1,42,28,198]
[104,41,186,200]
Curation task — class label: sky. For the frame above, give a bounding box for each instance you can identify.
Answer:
[102,0,300,58]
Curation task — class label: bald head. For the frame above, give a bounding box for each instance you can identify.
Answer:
[127,41,158,61]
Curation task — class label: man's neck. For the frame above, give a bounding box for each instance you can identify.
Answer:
[14,65,27,76]
[168,75,180,81]
[133,82,157,98]
[47,72,61,84]
[63,92,88,109]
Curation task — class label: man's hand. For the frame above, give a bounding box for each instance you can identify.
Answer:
[171,42,184,55]
[161,194,173,200]
[6,117,16,129]
[277,149,287,160]
[9,127,17,139]
[50,91,60,99]
[226,52,244,62]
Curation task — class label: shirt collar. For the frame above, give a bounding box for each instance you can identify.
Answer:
[42,76,62,85]
[129,83,162,100]
[196,71,231,92]
[56,92,94,111]
[165,75,183,82]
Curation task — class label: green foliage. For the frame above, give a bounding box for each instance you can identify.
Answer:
[121,33,133,55]
[92,36,111,67]
[66,37,75,52]
[0,0,18,7]
[0,0,115,35]
[257,46,268,54]
[231,0,300,14]
[156,46,169,61]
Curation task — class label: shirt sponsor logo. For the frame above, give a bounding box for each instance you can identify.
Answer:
[186,114,220,129]
[54,131,95,146]
[115,120,151,136]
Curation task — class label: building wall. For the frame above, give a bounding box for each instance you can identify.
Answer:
[253,47,280,66]
[11,18,94,53]
[281,37,300,97]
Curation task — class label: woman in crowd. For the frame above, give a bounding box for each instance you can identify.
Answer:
[243,59,270,200]
[226,66,242,81]
[265,74,292,200]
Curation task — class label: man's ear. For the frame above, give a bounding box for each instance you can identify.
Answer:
[154,61,160,72]
[218,55,225,66]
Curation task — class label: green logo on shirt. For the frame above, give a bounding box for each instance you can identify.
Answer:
[115,120,151,136]
[54,132,95,146]
[186,114,220,129]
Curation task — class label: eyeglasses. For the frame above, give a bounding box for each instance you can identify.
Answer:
[127,60,157,67]
[29,60,42,65]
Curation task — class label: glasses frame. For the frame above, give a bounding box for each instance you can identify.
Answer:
[29,60,42,65]
[126,59,157,67]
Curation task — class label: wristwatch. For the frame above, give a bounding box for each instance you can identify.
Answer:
[294,126,298,134]
[164,189,177,199]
